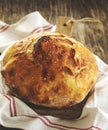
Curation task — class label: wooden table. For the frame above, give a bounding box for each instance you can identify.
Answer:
[0,0,107,129]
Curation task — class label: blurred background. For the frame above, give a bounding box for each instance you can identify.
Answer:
[0,0,108,63]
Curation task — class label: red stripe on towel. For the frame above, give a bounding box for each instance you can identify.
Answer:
[4,95,16,117]
[0,24,53,34]
[0,25,9,33]
[39,116,102,130]
[31,24,53,34]
[0,25,6,30]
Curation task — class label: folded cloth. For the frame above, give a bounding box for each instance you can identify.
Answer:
[0,11,56,53]
[0,11,108,130]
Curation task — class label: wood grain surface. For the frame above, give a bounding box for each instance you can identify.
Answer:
[0,0,107,129]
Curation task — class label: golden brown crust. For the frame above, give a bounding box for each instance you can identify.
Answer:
[1,32,98,108]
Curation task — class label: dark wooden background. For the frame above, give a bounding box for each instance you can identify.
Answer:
[0,0,108,129]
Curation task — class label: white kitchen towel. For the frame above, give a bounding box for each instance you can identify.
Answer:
[0,11,108,130]
[0,11,56,53]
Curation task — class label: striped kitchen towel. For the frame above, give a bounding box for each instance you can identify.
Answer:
[0,11,55,53]
[0,11,108,130]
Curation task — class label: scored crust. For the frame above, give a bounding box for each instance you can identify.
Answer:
[1,32,98,109]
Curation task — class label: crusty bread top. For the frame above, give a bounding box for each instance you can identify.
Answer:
[1,32,98,108]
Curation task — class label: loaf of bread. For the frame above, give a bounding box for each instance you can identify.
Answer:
[1,32,98,119]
